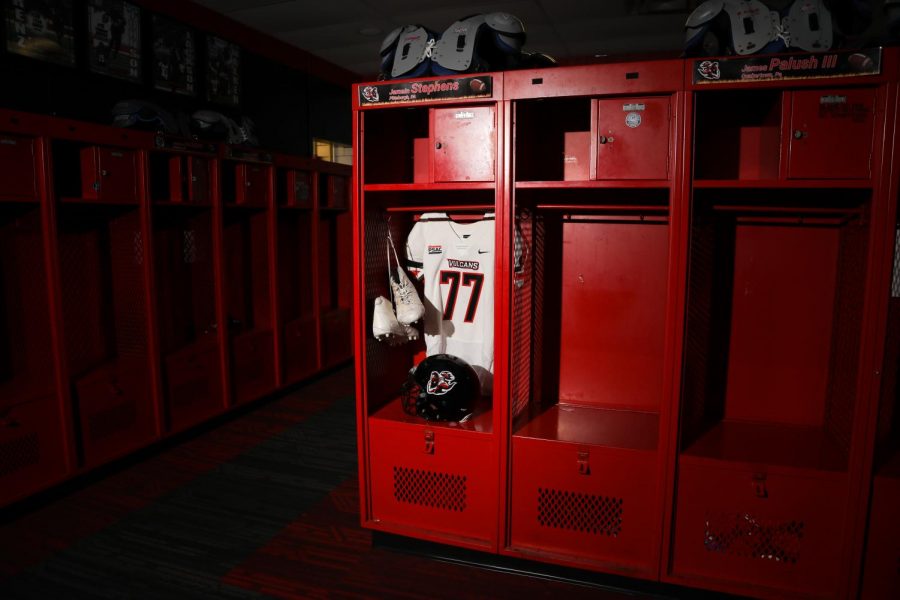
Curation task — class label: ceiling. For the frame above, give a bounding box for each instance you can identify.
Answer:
[192,0,696,80]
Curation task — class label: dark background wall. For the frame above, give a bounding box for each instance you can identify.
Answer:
[0,0,352,156]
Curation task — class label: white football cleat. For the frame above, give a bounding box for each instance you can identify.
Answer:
[372,296,405,343]
[403,324,419,341]
[391,267,425,325]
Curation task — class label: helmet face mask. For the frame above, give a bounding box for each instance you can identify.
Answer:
[401,354,481,422]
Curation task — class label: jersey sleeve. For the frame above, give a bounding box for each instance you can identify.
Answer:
[405,218,426,280]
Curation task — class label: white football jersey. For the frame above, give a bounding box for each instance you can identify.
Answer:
[406,213,495,392]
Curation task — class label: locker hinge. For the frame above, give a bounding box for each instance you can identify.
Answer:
[424,430,434,455]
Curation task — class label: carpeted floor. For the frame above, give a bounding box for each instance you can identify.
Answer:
[0,366,668,599]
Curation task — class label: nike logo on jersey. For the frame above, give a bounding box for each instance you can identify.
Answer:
[447,258,480,270]
[477,249,490,254]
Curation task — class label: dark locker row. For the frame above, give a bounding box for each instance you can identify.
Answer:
[0,108,352,508]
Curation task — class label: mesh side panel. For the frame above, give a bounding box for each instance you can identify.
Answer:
[537,488,623,537]
[364,210,415,407]
[88,400,137,442]
[681,215,717,444]
[0,210,52,381]
[704,512,804,565]
[892,226,899,299]
[109,212,148,359]
[510,209,534,421]
[59,225,108,375]
[0,432,39,477]
[393,466,467,512]
[825,223,866,461]
[188,217,216,331]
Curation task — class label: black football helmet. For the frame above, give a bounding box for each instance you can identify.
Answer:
[402,354,480,422]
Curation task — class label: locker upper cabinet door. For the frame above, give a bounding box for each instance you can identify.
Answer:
[0,135,37,200]
[788,88,875,179]
[596,97,669,180]
[433,106,495,182]
[82,147,137,202]
[237,163,270,205]
[189,157,211,203]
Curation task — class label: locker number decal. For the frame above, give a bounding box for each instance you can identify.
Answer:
[439,270,484,322]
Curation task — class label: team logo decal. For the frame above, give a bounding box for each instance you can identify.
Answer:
[427,245,442,254]
[698,60,721,81]
[625,112,641,128]
[447,258,479,270]
[361,86,379,102]
[427,370,457,395]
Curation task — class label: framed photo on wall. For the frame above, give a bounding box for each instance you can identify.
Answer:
[4,0,76,66]
[152,15,196,96]
[207,35,240,106]
[87,0,141,82]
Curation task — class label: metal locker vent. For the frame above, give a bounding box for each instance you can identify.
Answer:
[0,432,40,477]
[704,512,804,564]
[537,488,623,536]
[88,400,137,442]
[393,466,467,512]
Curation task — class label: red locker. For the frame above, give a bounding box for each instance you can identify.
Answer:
[433,105,495,182]
[231,329,275,404]
[596,97,669,180]
[164,338,223,431]
[861,461,900,599]
[283,315,317,382]
[327,174,349,209]
[787,88,875,179]
[285,169,312,208]
[0,134,37,201]
[80,146,138,202]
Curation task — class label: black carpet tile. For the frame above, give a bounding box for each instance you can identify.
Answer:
[1,380,358,600]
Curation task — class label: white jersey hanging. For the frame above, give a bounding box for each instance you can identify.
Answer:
[406,213,495,392]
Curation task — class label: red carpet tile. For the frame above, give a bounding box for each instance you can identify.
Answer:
[223,478,634,600]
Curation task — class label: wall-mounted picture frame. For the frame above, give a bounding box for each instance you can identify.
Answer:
[87,0,141,82]
[4,0,76,66]
[152,14,196,96]
[207,35,240,106]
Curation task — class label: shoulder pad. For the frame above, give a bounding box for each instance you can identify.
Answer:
[380,26,403,56]
[431,15,487,73]
[785,0,833,52]
[484,12,525,35]
[686,0,726,27]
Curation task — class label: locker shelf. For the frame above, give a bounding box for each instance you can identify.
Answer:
[681,420,847,474]
[513,405,657,452]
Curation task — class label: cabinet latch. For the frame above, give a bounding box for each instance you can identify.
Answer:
[752,473,768,499]
[577,451,590,475]
[424,430,434,455]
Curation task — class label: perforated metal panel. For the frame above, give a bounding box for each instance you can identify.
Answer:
[109,212,149,360]
[704,512,804,565]
[510,208,535,422]
[393,466,467,512]
[0,432,39,477]
[537,487,623,537]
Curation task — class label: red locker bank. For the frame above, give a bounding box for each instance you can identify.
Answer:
[0,106,353,508]
[353,48,900,599]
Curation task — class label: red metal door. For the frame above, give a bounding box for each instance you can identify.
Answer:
[165,339,223,430]
[320,308,351,367]
[189,157,211,204]
[671,461,848,597]
[288,170,312,207]
[433,106,495,182]
[596,97,669,180]
[283,315,317,382]
[368,419,497,544]
[861,472,900,599]
[0,135,36,201]
[81,147,138,202]
[75,360,155,467]
[232,329,275,404]
[787,88,875,179]
[236,164,270,205]
[0,396,67,506]
[510,437,658,574]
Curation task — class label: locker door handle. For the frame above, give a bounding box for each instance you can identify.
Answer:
[598,136,608,144]
[793,130,807,140]
[577,451,590,475]
[424,430,434,455]
[434,142,442,150]
[752,473,768,498]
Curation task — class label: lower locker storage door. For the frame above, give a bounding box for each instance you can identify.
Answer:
[368,419,496,545]
[0,396,67,505]
[510,437,658,574]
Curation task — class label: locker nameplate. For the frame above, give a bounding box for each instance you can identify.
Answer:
[693,48,881,85]
[359,76,493,106]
